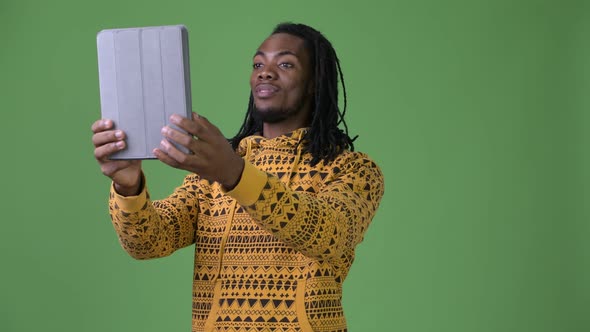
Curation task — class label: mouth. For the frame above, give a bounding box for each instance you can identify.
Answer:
[254,83,279,98]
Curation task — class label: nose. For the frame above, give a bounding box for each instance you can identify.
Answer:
[258,68,276,80]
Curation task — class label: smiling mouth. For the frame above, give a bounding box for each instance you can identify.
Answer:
[255,84,279,98]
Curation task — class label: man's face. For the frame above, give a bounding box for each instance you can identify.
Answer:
[250,33,313,124]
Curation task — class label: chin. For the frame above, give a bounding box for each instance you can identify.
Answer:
[252,107,288,124]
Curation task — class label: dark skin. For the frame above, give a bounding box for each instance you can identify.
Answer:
[92,33,313,196]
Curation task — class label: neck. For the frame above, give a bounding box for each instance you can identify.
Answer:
[262,121,307,139]
[261,101,312,139]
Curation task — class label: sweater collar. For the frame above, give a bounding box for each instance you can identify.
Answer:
[237,127,309,156]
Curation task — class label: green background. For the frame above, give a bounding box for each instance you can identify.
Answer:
[1,0,588,331]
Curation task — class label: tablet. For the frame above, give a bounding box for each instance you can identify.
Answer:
[97,25,192,159]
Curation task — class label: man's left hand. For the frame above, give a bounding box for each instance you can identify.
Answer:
[155,112,245,190]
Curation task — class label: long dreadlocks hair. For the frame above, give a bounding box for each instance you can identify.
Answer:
[229,22,357,166]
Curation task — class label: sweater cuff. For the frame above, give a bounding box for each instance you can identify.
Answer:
[224,161,268,207]
[110,176,149,212]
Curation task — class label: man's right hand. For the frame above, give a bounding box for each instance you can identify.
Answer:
[92,119,142,196]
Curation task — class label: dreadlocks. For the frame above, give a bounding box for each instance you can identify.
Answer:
[229,22,356,166]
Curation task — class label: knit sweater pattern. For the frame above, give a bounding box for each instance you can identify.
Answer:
[109,128,384,332]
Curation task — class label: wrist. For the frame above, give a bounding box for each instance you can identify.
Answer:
[114,174,143,196]
[221,158,245,191]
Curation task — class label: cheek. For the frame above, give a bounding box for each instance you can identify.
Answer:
[249,74,256,90]
[286,81,308,100]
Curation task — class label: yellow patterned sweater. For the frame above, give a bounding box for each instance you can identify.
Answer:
[109,128,384,332]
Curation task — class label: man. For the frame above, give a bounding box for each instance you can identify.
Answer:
[92,22,384,332]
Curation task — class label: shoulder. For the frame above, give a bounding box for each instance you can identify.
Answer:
[318,150,384,186]
[315,150,385,203]
[332,150,382,174]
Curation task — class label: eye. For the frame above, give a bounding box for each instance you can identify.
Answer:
[253,63,263,69]
[279,62,293,69]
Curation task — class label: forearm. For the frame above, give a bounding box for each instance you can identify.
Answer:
[246,177,350,259]
[226,159,384,260]
[109,178,198,259]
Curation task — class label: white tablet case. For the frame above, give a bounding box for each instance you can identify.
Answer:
[97,25,192,159]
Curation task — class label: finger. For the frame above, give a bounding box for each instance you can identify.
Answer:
[168,113,201,138]
[94,140,126,161]
[162,125,212,157]
[193,112,223,136]
[161,126,195,150]
[92,130,125,147]
[153,147,181,168]
[158,139,194,165]
[91,119,114,133]
[169,113,218,141]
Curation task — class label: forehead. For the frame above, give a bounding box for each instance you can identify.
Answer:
[255,33,309,58]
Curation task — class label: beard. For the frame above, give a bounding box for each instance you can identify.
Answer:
[252,106,292,123]
[252,97,308,124]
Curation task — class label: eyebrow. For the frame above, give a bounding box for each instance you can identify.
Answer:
[253,50,298,58]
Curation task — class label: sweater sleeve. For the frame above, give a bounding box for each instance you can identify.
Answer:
[226,153,384,261]
[109,173,199,260]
